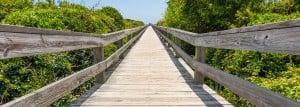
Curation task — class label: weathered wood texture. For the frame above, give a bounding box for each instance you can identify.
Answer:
[93,47,105,84]
[153,27,300,107]
[0,24,142,38]
[1,26,147,107]
[0,24,143,59]
[102,28,141,46]
[0,25,101,36]
[156,19,300,55]
[194,46,206,85]
[72,26,232,107]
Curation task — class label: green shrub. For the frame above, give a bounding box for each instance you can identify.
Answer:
[3,8,115,33]
[0,53,72,103]
[0,0,32,21]
[0,2,143,106]
[248,65,300,102]
[249,12,300,25]
[162,0,300,106]
[96,6,125,31]
[124,19,144,29]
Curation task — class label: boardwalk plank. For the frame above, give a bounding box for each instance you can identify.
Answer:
[72,26,231,107]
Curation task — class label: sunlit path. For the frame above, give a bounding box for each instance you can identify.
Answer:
[71,26,232,107]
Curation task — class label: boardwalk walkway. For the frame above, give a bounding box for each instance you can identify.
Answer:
[71,26,232,107]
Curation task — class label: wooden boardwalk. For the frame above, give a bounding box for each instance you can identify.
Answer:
[71,27,232,107]
[2,20,300,107]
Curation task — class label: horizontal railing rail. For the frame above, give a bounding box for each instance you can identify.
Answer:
[1,24,148,107]
[156,19,300,55]
[152,23,300,107]
[0,25,143,59]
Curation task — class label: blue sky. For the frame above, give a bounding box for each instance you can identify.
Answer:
[71,0,167,24]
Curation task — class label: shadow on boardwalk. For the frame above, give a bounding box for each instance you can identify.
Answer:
[71,28,231,106]
[70,36,142,106]
[157,32,230,107]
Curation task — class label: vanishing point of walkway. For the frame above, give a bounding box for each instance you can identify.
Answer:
[71,27,232,107]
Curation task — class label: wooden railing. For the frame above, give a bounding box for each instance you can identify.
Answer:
[152,19,300,107]
[0,24,148,107]
[1,20,300,107]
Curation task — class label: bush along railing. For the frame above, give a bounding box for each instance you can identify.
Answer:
[152,19,300,107]
[0,24,148,107]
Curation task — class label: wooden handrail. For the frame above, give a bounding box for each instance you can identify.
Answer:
[2,19,300,106]
[101,27,142,46]
[153,25,300,107]
[0,24,144,59]
[156,19,300,55]
[1,25,148,107]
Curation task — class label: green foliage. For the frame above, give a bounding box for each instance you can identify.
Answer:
[124,19,144,29]
[0,53,72,103]
[0,0,32,21]
[96,6,124,31]
[265,0,299,14]
[0,1,144,106]
[248,65,300,102]
[222,51,290,78]
[248,12,300,25]
[162,0,300,106]
[3,8,114,33]
[163,0,263,33]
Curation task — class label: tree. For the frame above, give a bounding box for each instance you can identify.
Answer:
[96,6,124,30]
[0,0,33,21]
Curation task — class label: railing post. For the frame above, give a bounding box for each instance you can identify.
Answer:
[93,47,105,84]
[117,39,124,48]
[174,38,180,58]
[162,37,165,42]
[129,34,133,40]
[117,39,125,59]
[166,42,170,47]
[194,46,206,85]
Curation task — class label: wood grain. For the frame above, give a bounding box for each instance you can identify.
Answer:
[0,24,101,37]
[0,32,105,59]
[72,27,232,107]
[1,26,146,107]
[194,46,206,85]
[93,47,105,84]
[156,19,300,55]
[102,27,142,46]
[0,24,142,37]
[1,61,107,107]
[0,24,144,59]
[154,27,300,107]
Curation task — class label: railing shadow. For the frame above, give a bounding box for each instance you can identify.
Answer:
[156,33,228,107]
[70,35,141,106]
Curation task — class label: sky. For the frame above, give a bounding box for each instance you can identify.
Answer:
[71,0,168,24]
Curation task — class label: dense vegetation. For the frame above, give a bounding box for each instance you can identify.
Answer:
[0,0,144,106]
[159,0,300,106]
[124,19,145,29]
